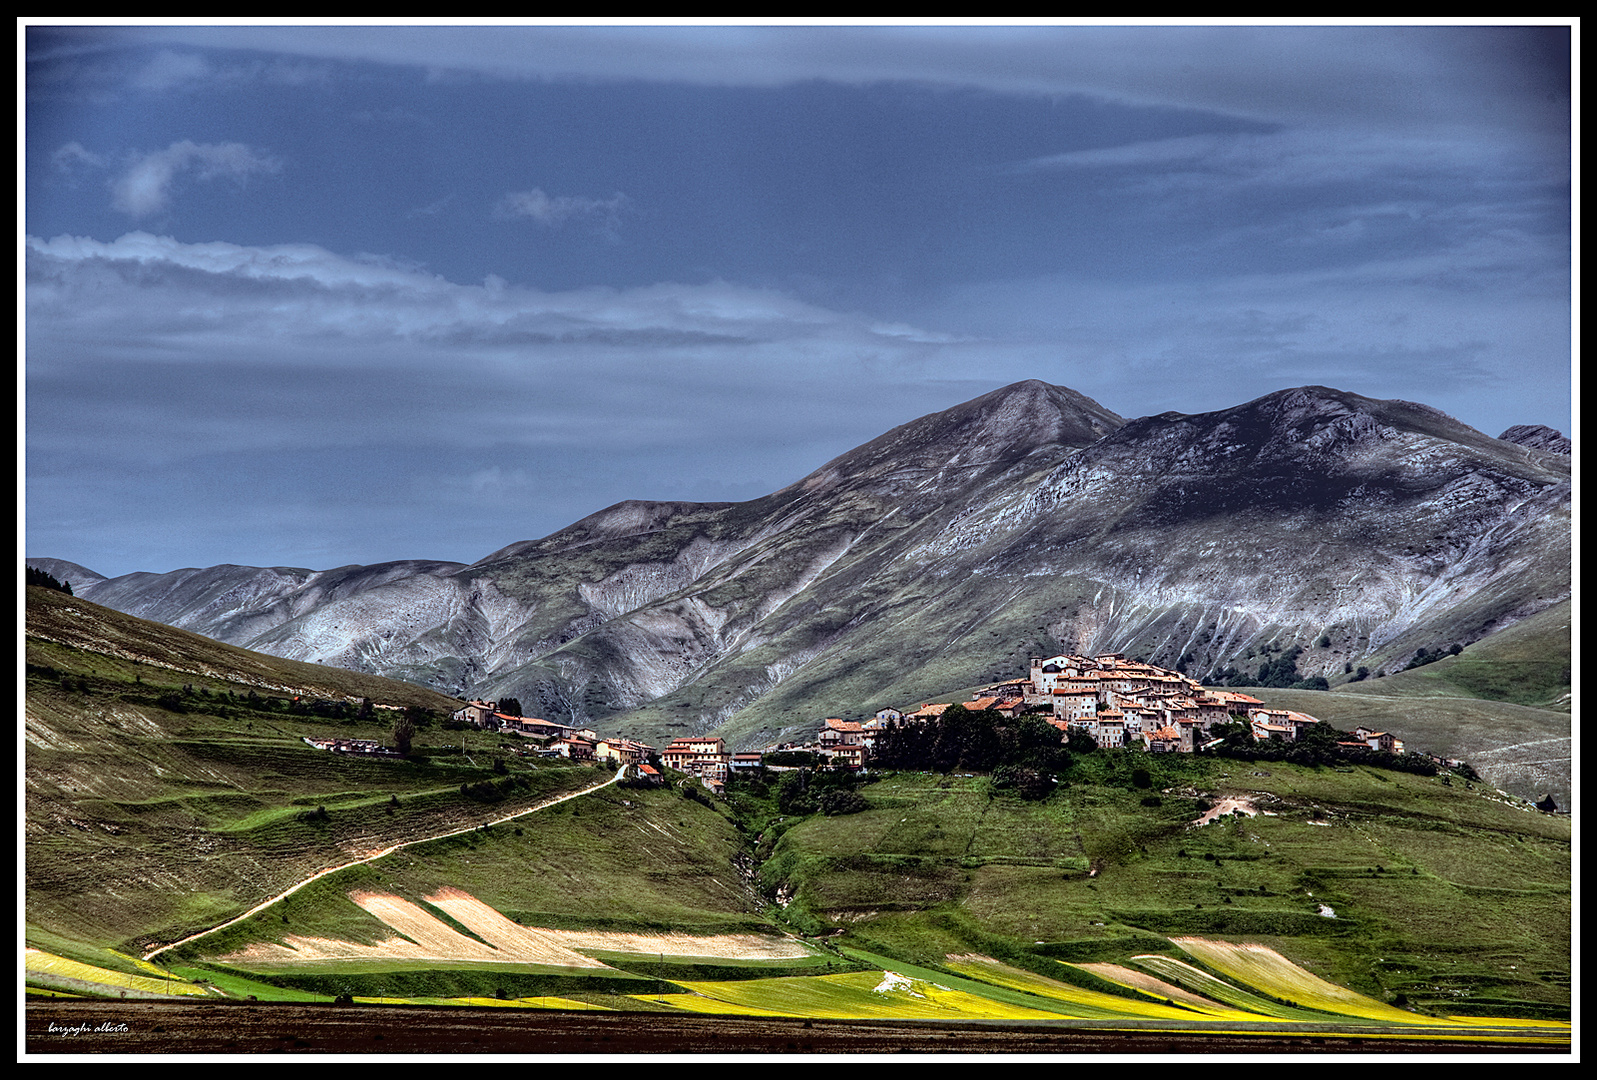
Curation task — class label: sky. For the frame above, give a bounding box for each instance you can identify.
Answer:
[23,21,1575,578]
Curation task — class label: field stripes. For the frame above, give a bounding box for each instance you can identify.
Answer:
[25,948,207,997]
[660,970,1071,1020]
[1071,961,1268,1021]
[1170,937,1462,1026]
[942,955,1209,1021]
[353,995,609,1011]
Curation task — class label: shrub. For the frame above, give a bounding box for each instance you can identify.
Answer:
[819,789,868,816]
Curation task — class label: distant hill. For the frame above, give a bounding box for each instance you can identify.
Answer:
[46,381,1571,753]
[25,584,463,712]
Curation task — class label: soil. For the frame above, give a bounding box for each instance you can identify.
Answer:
[25,1000,1570,1055]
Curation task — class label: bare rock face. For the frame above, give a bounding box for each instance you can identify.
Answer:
[1498,424,1571,455]
[60,381,1570,751]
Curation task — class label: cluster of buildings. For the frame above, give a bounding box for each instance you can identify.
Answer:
[450,700,660,778]
[450,652,1396,790]
[781,652,1332,765]
[301,736,400,757]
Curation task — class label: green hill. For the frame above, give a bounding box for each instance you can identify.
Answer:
[740,761,1570,1020]
[1337,600,1571,710]
[24,586,599,960]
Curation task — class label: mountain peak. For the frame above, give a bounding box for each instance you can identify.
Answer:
[794,380,1123,496]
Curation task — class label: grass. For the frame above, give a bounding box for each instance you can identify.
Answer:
[659,968,1072,1021]
[750,758,1570,1019]
[25,589,612,958]
[162,783,773,989]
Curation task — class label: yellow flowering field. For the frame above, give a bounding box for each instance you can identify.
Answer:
[353,995,608,1010]
[661,969,1069,1020]
[25,948,207,997]
[940,954,1198,1021]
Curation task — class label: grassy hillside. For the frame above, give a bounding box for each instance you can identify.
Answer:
[747,759,1570,1019]
[1245,684,1570,811]
[24,585,1570,1033]
[1336,600,1571,710]
[26,584,465,711]
[25,586,601,962]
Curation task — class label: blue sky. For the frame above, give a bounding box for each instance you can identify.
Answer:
[24,22,1573,577]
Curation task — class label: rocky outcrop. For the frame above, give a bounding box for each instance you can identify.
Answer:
[1499,424,1571,455]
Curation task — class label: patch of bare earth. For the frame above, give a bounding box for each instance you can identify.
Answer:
[217,888,806,967]
[1195,796,1258,825]
[541,927,811,961]
[1074,961,1229,1012]
[422,888,606,968]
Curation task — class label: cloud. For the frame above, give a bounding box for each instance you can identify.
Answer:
[50,140,107,174]
[109,140,282,218]
[495,188,632,238]
[129,48,212,92]
[117,24,1569,135]
[24,231,944,365]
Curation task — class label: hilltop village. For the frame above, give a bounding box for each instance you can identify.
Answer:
[450,653,1411,793]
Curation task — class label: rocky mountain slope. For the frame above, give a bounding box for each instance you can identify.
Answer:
[40,380,1571,750]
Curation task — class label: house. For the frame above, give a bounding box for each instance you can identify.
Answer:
[627,762,664,786]
[1145,724,1183,753]
[1353,727,1404,754]
[662,736,729,779]
[554,737,595,761]
[822,743,865,769]
[502,715,568,741]
[595,738,655,766]
[818,718,865,748]
[453,700,500,728]
[1094,710,1127,749]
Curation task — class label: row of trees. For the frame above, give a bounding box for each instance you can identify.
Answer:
[25,565,73,594]
[1205,717,1439,775]
[869,704,1073,799]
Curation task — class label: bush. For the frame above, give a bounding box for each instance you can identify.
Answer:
[992,765,1054,800]
[819,789,868,816]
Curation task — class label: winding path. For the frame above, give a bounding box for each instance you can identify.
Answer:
[143,766,624,962]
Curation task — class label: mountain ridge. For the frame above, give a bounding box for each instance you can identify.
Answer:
[35,379,1570,751]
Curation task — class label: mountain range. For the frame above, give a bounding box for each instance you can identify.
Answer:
[34,380,1572,751]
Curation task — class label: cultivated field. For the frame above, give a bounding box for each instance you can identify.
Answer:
[215,886,809,969]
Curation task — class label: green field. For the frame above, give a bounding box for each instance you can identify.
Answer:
[751,764,1570,1020]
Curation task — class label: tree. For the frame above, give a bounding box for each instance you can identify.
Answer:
[392,714,416,757]
[498,697,523,718]
[25,566,72,595]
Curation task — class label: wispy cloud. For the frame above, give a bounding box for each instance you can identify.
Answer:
[114,24,1570,136]
[110,140,281,218]
[495,188,632,239]
[51,140,107,174]
[128,48,212,92]
[24,231,943,361]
